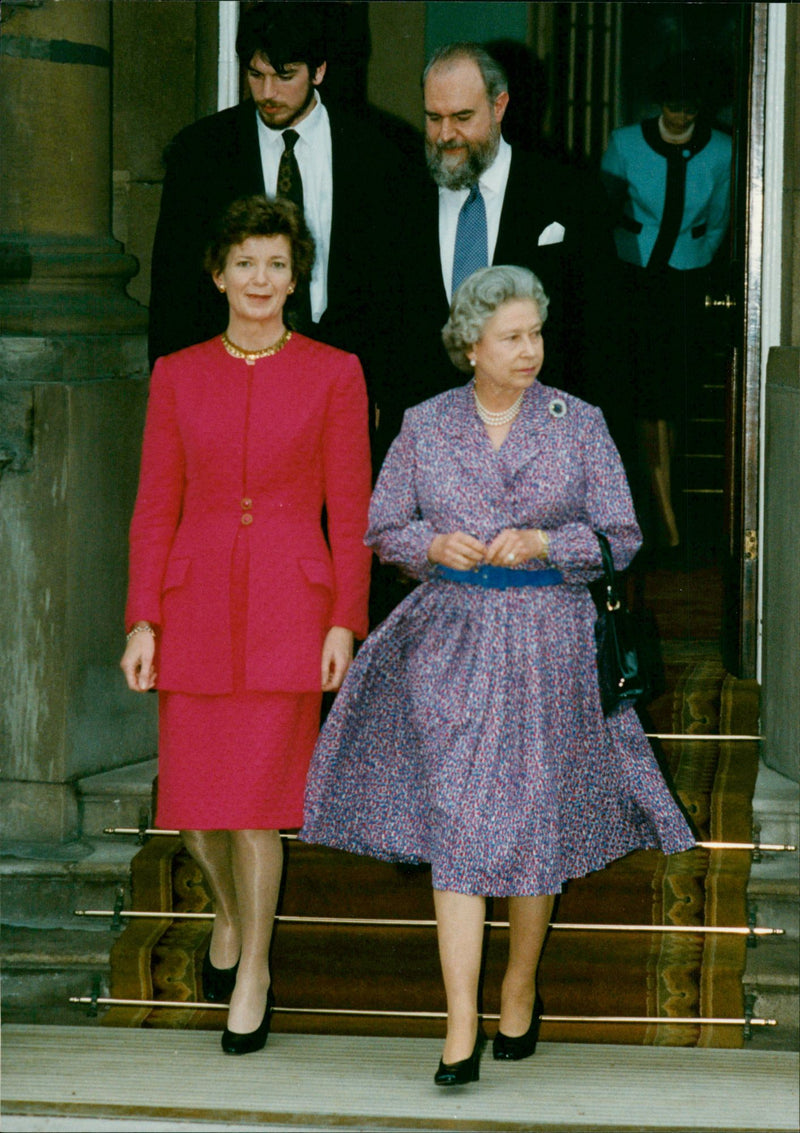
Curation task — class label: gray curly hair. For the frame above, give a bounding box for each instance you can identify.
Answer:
[442,265,549,373]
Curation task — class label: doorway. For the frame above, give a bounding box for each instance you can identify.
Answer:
[228,0,763,679]
[545,1,758,679]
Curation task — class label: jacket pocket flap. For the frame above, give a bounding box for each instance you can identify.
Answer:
[162,557,191,591]
[299,557,333,589]
[619,213,643,234]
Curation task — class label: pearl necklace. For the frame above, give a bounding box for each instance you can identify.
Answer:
[222,328,292,364]
[474,388,524,427]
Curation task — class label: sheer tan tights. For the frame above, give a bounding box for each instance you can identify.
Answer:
[433,889,555,1064]
[181,828,283,1034]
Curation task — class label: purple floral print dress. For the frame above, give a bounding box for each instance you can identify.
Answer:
[300,381,695,896]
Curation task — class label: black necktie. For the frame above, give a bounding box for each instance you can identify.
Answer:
[277,129,312,330]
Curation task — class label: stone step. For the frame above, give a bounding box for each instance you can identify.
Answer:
[76,758,158,838]
[750,763,800,849]
[5,1025,799,1133]
[748,877,800,938]
[0,838,139,928]
[743,935,800,987]
[745,760,799,1053]
[0,838,141,1026]
[741,992,799,1051]
[741,954,800,1053]
[1,925,113,1026]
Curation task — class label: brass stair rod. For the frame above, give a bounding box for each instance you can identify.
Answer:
[646,733,762,741]
[72,910,784,935]
[100,828,799,852]
[699,841,797,850]
[67,996,777,1026]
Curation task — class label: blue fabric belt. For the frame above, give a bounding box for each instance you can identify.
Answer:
[437,565,563,590]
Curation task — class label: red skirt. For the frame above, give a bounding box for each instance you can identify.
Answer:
[155,531,322,830]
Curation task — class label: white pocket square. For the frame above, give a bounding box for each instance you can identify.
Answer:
[538,221,565,246]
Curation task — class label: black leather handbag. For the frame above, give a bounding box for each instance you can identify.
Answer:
[593,533,648,716]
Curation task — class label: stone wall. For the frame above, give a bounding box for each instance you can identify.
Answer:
[0,0,153,842]
[111,0,219,307]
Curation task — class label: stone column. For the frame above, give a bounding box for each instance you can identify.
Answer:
[762,348,800,783]
[0,0,155,843]
[0,0,145,333]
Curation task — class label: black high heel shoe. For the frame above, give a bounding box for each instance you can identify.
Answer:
[221,987,275,1056]
[434,1031,485,1086]
[492,994,543,1061]
[201,947,239,1003]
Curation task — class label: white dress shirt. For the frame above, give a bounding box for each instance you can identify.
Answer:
[438,136,512,302]
[256,96,333,322]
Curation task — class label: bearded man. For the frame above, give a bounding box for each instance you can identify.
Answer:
[148,1,407,410]
[378,42,624,464]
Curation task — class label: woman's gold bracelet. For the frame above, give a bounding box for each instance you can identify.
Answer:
[536,530,550,560]
[126,623,156,642]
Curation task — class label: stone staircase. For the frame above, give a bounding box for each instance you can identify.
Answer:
[91,663,784,1051]
[744,762,800,1051]
[0,759,157,1027]
[3,746,797,1053]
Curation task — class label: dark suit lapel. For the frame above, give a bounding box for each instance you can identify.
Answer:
[327,109,349,282]
[403,175,449,323]
[237,102,268,195]
[327,109,366,303]
[493,150,549,266]
[423,183,449,312]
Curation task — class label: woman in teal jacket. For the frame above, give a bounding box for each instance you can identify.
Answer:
[601,60,731,554]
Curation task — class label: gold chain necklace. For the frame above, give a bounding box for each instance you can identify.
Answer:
[222,328,292,364]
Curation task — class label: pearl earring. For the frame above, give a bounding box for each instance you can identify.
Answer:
[469,358,476,367]
[218,284,226,293]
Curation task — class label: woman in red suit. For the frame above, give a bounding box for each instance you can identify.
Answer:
[120,195,372,1055]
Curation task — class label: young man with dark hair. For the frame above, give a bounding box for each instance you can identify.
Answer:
[148,1,405,404]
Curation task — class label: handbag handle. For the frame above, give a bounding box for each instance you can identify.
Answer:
[596,532,621,613]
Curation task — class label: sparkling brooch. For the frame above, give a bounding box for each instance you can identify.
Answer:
[548,397,567,419]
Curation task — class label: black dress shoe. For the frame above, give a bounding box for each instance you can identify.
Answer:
[201,947,239,1002]
[221,987,275,1056]
[493,994,543,1061]
[434,1031,485,1086]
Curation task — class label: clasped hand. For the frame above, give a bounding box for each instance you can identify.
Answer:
[427,528,546,571]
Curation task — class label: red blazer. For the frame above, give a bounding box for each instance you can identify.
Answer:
[126,334,372,693]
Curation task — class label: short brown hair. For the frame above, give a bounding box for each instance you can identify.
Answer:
[204,195,315,284]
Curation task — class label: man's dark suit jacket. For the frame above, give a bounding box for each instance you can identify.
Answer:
[381,148,628,466]
[148,99,406,390]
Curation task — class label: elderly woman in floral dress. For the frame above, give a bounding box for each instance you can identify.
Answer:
[301,265,694,1086]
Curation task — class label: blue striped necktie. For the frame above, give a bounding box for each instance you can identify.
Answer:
[451,184,488,295]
